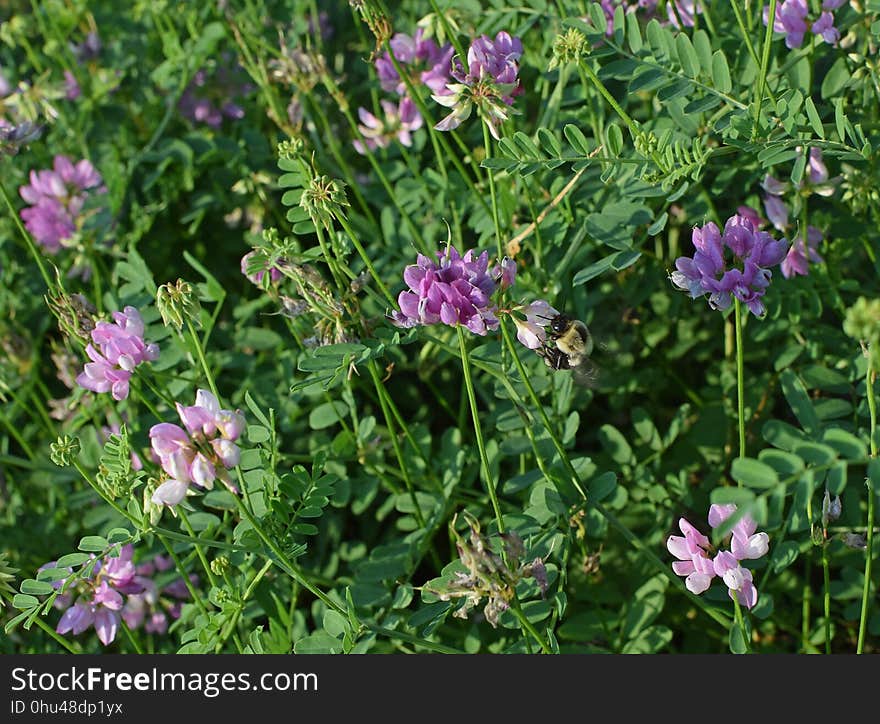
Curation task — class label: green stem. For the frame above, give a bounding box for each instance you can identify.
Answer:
[1,590,79,653]
[0,178,55,291]
[312,218,348,293]
[821,540,831,653]
[215,559,272,653]
[577,59,641,140]
[727,0,764,73]
[753,0,778,138]
[186,320,219,399]
[734,299,746,460]
[119,618,144,654]
[498,319,731,629]
[456,326,505,533]
[367,361,427,528]
[232,494,345,616]
[857,363,876,653]
[482,122,504,261]
[802,551,812,652]
[334,212,394,305]
[509,597,552,654]
[155,536,210,618]
[732,596,751,653]
[178,508,219,590]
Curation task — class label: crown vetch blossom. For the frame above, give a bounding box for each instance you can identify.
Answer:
[667,504,769,609]
[121,554,194,634]
[390,245,513,335]
[75,306,159,401]
[759,147,834,278]
[764,0,845,48]
[149,389,245,507]
[178,57,252,128]
[375,29,454,95]
[19,155,106,253]
[511,299,559,350]
[669,214,787,318]
[432,31,523,140]
[353,97,423,155]
[780,226,823,279]
[597,2,698,34]
[52,544,145,645]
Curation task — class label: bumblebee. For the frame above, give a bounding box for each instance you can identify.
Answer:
[539,313,598,385]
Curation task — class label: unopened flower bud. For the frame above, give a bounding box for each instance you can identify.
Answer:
[210,556,230,576]
[50,435,81,467]
[548,28,589,71]
[157,279,201,330]
[277,138,304,161]
[300,175,350,231]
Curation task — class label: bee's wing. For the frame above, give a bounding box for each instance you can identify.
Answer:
[571,358,599,387]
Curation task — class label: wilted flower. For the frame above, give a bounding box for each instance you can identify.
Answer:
[667,504,769,609]
[669,214,788,318]
[353,97,423,154]
[424,512,548,627]
[821,490,842,528]
[19,155,106,253]
[0,119,43,156]
[52,544,145,646]
[149,389,245,507]
[432,31,523,140]
[390,244,511,335]
[75,306,159,401]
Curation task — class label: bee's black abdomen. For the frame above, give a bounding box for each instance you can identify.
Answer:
[541,346,571,370]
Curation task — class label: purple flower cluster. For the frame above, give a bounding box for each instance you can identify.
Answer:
[433,31,523,140]
[75,306,159,401]
[121,554,194,635]
[669,213,788,317]
[48,545,146,646]
[764,0,847,49]
[390,245,515,336]
[598,1,699,34]
[149,389,245,507]
[375,29,454,96]
[353,97,423,155]
[19,155,106,253]
[356,30,451,155]
[740,147,834,279]
[667,504,770,609]
[178,58,252,128]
